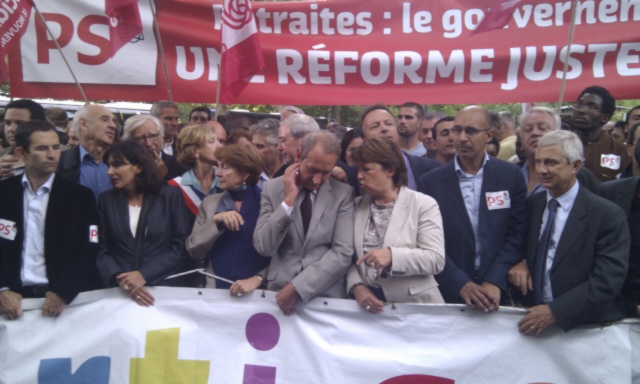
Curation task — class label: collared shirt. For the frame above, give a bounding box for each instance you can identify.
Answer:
[79,145,111,201]
[405,142,427,157]
[281,188,318,216]
[454,153,490,270]
[541,181,580,303]
[21,173,55,286]
[257,171,269,190]
[179,167,220,196]
[162,138,174,156]
[402,152,417,190]
[521,160,546,197]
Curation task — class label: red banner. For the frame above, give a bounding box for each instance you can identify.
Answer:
[8,0,640,105]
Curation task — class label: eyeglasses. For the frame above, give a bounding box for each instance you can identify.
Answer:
[132,132,160,143]
[451,126,491,136]
[573,102,600,112]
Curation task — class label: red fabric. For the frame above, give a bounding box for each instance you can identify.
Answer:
[105,0,142,58]
[472,0,520,35]
[0,0,33,83]
[220,33,265,103]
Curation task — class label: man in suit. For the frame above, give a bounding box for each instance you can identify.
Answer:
[122,115,184,181]
[599,138,640,318]
[0,121,99,320]
[56,104,118,201]
[419,106,527,311]
[359,105,440,190]
[512,130,629,335]
[150,101,180,156]
[254,131,354,315]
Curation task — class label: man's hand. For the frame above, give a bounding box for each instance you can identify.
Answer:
[357,248,392,270]
[230,276,262,297]
[117,271,155,306]
[508,261,532,295]
[152,149,168,178]
[353,284,384,314]
[0,290,23,320]
[481,281,501,311]
[213,211,245,231]
[330,166,348,184]
[282,163,301,207]
[459,282,499,312]
[275,282,299,316]
[42,291,65,317]
[518,304,556,336]
[0,155,18,178]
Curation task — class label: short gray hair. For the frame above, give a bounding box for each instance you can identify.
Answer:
[251,118,279,146]
[284,114,319,140]
[537,130,583,164]
[73,104,108,139]
[300,131,341,160]
[520,106,561,131]
[280,105,304,115]
[150,100,178,118]
[123,115,164,139]
[499,111,516,132]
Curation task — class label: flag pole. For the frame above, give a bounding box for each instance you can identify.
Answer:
[31,3,88,103]
[148,0,173,102]
[214,62,222,121]
[556,0,579,114]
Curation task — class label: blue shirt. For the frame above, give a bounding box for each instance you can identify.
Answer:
[454,153,490,270]
[541,181,580,303]
[79,145,111,202]
[402,152,417,190]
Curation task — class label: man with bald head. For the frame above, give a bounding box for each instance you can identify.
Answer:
[57,104,117,201]
[359,105,439,190]
[418,106,526,311]
[206,120,227,146]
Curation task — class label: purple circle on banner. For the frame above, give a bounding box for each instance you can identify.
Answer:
[245,313,280,351]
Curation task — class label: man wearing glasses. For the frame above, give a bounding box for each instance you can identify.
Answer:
[418,106,526,312]
[572,85,629,181]
[122,115,184,181]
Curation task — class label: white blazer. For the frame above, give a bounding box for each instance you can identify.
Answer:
[347,186,445,304]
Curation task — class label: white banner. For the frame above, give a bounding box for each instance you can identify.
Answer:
[0,288,638,384]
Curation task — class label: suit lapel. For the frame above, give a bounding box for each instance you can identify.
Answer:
[551,188,587,272]
[383,187,410,247]
[354,195,371,258]
[442,163,474,236]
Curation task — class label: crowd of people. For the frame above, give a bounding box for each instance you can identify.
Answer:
[0,85,638,337]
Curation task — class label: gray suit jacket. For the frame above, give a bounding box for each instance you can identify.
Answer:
[253,176,355,302]
[347,186,445,304]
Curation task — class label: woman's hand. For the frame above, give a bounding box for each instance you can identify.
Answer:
[353,284,384,314]
[229,276,263,297]
[357,248,392,270]
[117,271,155,306]
[213,211,245,231]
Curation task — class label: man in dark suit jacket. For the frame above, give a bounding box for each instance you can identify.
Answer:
[511,130,629,335]
[0,121,99,320]
[359,105,439,190]
[599,139,640,317]
[419,106,527,311]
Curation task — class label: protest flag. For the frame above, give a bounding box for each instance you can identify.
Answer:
[106,0,143,58]
[472,0,520,35]
[0,0,33,83]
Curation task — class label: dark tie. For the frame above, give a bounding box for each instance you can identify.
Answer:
[301,189,312,236]
[533,198,559,304]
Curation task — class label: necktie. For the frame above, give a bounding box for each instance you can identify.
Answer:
[301,189,312,236]
[533,198,559,304]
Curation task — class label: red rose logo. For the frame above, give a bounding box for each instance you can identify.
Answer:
[222,0,254,30]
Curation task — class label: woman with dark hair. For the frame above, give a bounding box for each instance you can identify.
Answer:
[347,138,445,313]
[187,144,269,296]
[340,128,364,167]
[97,141,192,306]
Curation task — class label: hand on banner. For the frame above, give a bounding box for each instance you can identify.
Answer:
[230,276,262,297]
[213,211,245,232]
[0,290,23,320]
[481,281,501,311]
[282,163,302,207]
[0,155,18,178]
[117,271,155,306]
[357,248,392,270]
[353,284,384,314]
[518,304,556,336]
[508,261,532,295]
[460,281,499,312]
[276,282,299,316]
[42,291,65,317]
